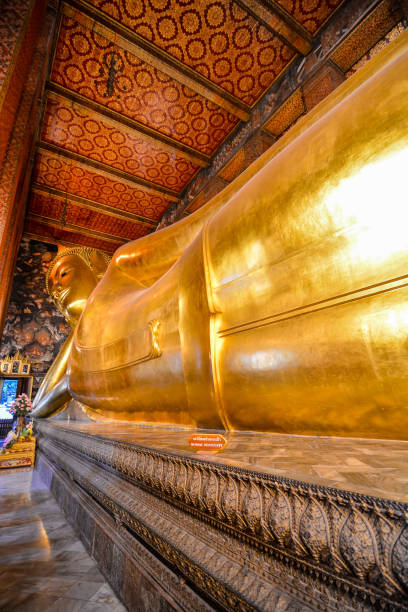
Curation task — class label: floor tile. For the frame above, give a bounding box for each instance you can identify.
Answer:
[90,583,122,605]
[0,591,58,611]
[0,468,126,611]
[47,596,88,612]
[64,580,106,601]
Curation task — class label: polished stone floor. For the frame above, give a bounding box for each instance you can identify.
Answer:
[0,467,126,611]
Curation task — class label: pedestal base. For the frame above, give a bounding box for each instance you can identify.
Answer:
[35,419,408,611]
[0,438,35,468]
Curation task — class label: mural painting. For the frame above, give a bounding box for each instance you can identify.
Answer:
[0,238,70,395]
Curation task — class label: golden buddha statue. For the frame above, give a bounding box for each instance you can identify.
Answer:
[33,247,111,417]
[33,32,408,440]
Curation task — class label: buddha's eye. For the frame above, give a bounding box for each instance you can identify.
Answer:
[61,271,68,278]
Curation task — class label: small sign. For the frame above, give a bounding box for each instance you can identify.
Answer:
[188,433,227,453]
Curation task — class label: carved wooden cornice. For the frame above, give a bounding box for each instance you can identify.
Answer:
[37,420,408,610]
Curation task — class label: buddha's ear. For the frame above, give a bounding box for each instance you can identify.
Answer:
[90,250,110,280]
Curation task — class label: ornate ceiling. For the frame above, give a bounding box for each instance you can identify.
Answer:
[26,0,345,253]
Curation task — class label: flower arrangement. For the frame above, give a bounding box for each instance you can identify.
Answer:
[1,394,34,449]
[8,393,33,418]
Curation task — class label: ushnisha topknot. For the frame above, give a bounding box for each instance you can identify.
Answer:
[45,247,111,295]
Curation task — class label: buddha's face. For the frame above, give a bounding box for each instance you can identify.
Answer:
[48,254,97,325]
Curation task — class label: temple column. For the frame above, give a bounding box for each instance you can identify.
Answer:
[0,0,57,335]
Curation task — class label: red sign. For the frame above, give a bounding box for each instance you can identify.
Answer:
[188,433,227,453]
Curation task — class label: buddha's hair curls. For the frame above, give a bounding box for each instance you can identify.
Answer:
[45,247,111,295]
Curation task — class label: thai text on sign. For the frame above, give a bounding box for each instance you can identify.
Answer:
[188,433,227,452]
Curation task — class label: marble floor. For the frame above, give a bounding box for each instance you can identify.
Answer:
[0,467,126,611]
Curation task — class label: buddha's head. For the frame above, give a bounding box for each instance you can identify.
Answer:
[46,247,110,326]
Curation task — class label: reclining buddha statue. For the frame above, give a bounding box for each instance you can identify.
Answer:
[33,32,408,440]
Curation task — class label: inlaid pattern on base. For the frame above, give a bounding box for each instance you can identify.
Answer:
[36,421,408,611]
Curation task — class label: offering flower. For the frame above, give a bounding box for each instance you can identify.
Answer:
[7,394,33,439]
[8,394,33,418]
[20,421,33,441]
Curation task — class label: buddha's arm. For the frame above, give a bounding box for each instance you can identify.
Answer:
[112,207,214,287]
[32,331,74,417]
[112,167,255,287]
[31,376,71,418]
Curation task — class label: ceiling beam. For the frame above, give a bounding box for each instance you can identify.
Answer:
[31,184,157,227]
[236,0,312,55]
[36,8,62,135]
[62,0,250,121]
[27,213,129,244]
[47,82,210,169]
[37,141,179,201]
[45,89,207,175]
[24,230,114,253]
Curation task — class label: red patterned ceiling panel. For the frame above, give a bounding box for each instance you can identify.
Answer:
[50,15,238,155]
[41,94,200,193]
[275,0,344,34]
[85,0,295,106]
[25,218,123,253]
[28,191,150,241]
[33,151,171,221]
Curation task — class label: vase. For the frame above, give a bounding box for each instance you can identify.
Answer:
[15,415,24,439]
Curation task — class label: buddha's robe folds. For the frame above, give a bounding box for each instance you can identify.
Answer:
[69,32,408,439]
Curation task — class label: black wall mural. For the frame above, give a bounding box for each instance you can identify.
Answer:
[0,238,70,395]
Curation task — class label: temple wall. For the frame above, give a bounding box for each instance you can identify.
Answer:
[0,238,70,396]
[0,0,33,170]
[0,0,56,335]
